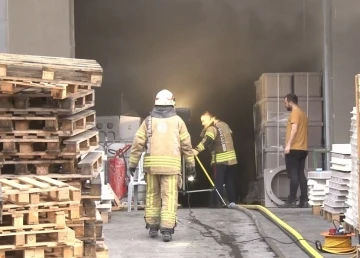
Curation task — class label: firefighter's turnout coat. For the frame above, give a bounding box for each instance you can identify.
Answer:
[195,120,237,166]
[129,106,195,174]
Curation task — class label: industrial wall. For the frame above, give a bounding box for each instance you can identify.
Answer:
[332,0,360,143]
[1,0,74,57]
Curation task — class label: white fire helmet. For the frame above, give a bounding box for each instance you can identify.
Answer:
[154,89,175,106]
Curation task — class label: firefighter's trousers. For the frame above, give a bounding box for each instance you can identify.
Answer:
[145,173,179,229]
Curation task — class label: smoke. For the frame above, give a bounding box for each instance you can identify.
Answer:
[75,0,323,203]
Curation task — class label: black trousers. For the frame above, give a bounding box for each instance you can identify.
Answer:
[211,164,236,204]
[285,150,308,202]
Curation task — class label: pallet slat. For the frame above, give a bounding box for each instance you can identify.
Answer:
[0,211,66,232]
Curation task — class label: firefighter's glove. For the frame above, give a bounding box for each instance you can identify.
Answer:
[186,165,196,181]
[129,167,136,177]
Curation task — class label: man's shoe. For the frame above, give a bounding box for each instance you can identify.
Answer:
[162,231,172,242]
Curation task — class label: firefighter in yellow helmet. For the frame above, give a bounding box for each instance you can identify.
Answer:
[193,111,237,208]
[128,89,195,242]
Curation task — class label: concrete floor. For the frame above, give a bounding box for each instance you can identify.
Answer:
[104,208,275,258]
[103,208,357,258]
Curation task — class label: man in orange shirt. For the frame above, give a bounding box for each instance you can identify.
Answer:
[282,93,309,208]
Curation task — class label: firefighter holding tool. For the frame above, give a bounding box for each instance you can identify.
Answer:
[193,111,237,208]
[128,89,195,242]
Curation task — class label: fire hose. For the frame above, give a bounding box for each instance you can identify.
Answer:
[190,155,324,258]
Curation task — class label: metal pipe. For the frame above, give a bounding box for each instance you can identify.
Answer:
[323,0,334,170]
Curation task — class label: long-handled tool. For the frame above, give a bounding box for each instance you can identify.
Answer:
[195,156,227,206]
[180,155,227,206]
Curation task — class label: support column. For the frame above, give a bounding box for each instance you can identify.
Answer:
[323,0,334,169]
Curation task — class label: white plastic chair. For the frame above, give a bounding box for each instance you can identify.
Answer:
[127,152,146,212]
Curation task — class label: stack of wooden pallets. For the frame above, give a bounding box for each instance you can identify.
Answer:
[0,53,108,258]
[0,176,83,258]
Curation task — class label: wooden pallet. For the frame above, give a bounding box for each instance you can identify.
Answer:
[3,204,80,221]
[0,53,103,87]
[323,209,345,222]
[0,135,60,158]
[78,152,103,175]
[0,79,67,96]
[0,89,95,115]
[0,130,99,159]
[0,109,96,137]
[0,159,77,175]
[0,79,97,100]
[0,226,76,248]
[0,240,83,258]
[0,211,67,233]
[1,176,81,205]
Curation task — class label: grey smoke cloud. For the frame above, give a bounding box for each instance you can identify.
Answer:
[75,0,323,202]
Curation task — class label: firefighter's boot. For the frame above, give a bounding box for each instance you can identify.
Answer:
[161,228,173,242]
[146,224,159,238]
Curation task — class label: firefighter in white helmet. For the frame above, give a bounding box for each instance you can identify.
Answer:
[128,89,195,242]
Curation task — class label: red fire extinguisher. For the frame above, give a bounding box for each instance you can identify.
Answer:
[108,144,132,200]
